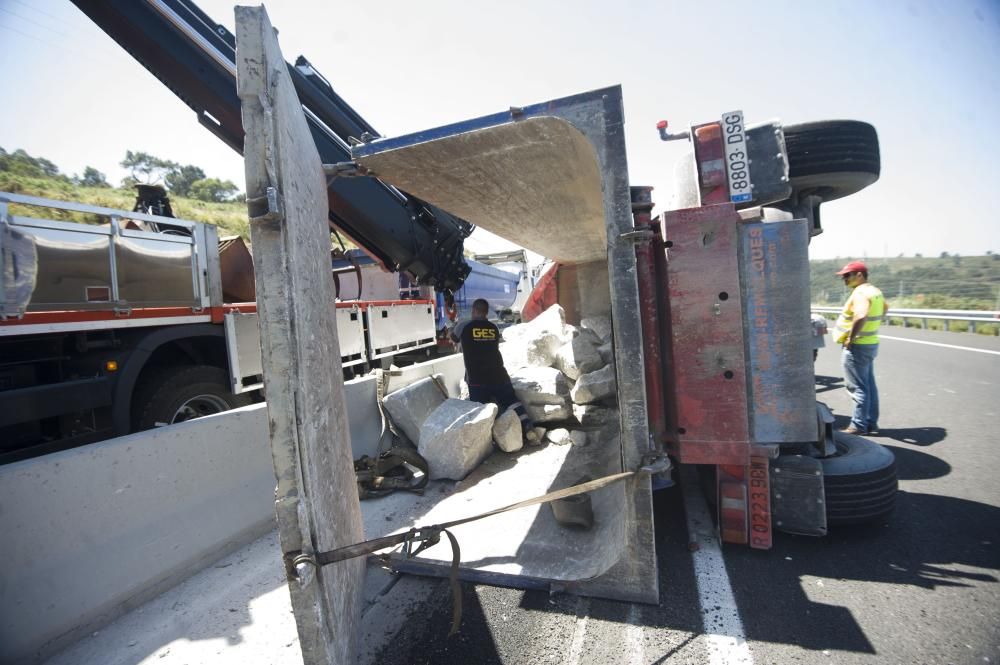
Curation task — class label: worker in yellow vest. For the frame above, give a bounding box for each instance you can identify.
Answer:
[833,261,887,435]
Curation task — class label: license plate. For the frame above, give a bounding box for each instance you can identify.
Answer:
[722,110,752,203]
[749,456,772,549]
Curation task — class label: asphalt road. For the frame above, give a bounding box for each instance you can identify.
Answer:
[380,326,1000,665]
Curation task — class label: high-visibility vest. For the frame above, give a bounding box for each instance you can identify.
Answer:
[834,283,885,345]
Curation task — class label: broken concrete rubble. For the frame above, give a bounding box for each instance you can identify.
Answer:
[529,426,547,445]
[573,404,619,428]
[382,375,447,444]
[500,304,570,370]
[511,367,572,405]
[492,408,524,453]
[580,316,612,342]
[545,428,572,445]
[525,402,572,423]
[570,365,618,405]
[554,333,603,381]
[419,399,498,480]
[597,341,614,366]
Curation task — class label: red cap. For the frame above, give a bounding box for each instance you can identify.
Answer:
[656,120,668,130]
[835,260,867,275]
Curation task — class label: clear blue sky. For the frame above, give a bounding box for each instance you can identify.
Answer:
[1,0,998,260]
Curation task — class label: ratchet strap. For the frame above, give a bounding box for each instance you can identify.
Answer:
[287,468,640,636]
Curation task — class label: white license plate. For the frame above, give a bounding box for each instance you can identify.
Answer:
[721,110,752,203]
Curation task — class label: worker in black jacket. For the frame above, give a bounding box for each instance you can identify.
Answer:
[452,298,535,441]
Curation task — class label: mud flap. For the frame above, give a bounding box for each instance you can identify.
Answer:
[352,87,659,604]
[770,454,827,536]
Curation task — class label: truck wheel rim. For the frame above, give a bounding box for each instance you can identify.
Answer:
[169,394,231,424]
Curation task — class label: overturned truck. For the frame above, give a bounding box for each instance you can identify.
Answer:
[230,12,895,643]
[273,90,895,610]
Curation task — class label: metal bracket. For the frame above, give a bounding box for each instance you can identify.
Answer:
[639,452,672,475]
[246,186,284,225]
[815,402,837,457]
[655,120,690,143]
[322,161,369,178]
[750,443,781,460]
[618,228,654,244]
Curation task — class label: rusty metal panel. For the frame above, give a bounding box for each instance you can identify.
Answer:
[663,203,750,466]
[739,219,815,444]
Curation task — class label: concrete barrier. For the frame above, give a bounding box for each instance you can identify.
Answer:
[0,353,464,663]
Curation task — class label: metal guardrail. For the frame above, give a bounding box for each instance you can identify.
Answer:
[812,306,1000,334]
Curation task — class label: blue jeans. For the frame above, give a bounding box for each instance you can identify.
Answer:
[842,343,879,432]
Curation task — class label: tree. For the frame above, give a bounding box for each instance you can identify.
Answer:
[78,166,111,188]
[165,164,206,197]
[190,177,240,202]
[120,150,177,187]
[0,147,65,179]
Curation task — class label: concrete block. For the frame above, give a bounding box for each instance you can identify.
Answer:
[525,402,572,423]
[554,334,603,380]
[382,375,448,444]
[492,408,524,453]
[581,315,612,342]
[546,428,572,445]
[419,399,499,480]
[511,367,572,405]
[573,404,619,428]
[570,365,618,404]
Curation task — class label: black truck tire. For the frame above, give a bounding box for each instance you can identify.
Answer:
[133,365,253,431]
[783,120,881,203]
[822,431,897,525]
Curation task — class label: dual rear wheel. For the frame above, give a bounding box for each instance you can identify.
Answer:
[133,365,254,431]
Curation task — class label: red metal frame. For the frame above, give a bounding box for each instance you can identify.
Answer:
[646,120,773,549]
[660,202,749,467]
[632,187,668,450]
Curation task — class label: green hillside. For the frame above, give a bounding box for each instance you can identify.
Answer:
[1,148,252,238]
[810,255,1000,311]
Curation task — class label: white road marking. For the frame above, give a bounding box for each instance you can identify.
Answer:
[880,335,1000,356]
[565,596,590,665]
[625,603,646,665]
[681,467,754,665]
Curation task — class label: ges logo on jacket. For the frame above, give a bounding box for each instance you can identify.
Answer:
[472,327,497,340]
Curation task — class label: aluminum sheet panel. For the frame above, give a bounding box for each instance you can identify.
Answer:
[366,302,435,357]
[16,224,113,311]
[115,235,198,307]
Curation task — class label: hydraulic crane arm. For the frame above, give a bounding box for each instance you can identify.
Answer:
[70,0,473,290]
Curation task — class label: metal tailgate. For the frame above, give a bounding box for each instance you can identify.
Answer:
[353,88,658,603]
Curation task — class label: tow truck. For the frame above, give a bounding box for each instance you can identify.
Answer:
[0,187,442,463]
